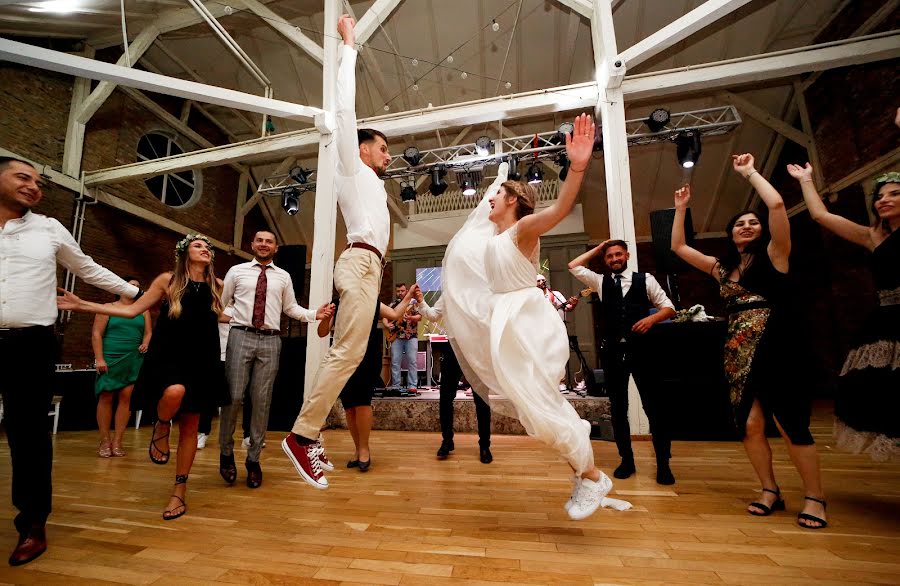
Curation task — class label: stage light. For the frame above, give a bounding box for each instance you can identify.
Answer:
[507,155,521,181]
[556,152,570,182]
[400,183,417,202]
[647,108,670,133]
[282,187,300,216]
[527,162,543,184]
[475,136,493,157]
[429,166,449,196]
[551,121,574,145]
[289,166,310,184]
[458,171,477,196]
[675,131,702,169]
[403,146,422,166]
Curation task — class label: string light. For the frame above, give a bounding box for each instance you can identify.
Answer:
[461,72,468,80]
[492,19,500,32]
[411,58,418,66]
[446,55,454,64]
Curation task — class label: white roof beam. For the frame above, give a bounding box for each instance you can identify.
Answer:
[241,0,324,64]
[618,0,753,71]
[0,37,325,121]
[76,25,159,125]
[355,0,405,45]
[554,0,592,19]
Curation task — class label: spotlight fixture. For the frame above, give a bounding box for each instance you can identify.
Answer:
[556,152,570,182]
[458,171,477,196]
[646,108,670,133]
[403,146,422,166]
[282,187,301,216]
[526,162,544,184]
[675,130,702,169]
[507,155,521,181]
[289,166,310,184]
[400,182,417,202]
[552,122,575,145]
[429,166,449,196]
[475,135,493,157]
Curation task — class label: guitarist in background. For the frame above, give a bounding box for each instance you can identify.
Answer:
[383,283,422,393]
[537,275,579,392]
[568,239,677,485]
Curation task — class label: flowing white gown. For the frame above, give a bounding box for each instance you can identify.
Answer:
[438,165,629,511]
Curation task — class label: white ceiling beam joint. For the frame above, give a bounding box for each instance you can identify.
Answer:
[618,0,752,71]
[553,0,593,20]
[355,0,405,45]
[0,38,325,121]
[241,0,324,65]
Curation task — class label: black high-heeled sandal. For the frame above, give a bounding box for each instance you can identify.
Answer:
[148,418,171,465]
[798,496,827,529]
[163,475,187,521]
[748,487,785,516]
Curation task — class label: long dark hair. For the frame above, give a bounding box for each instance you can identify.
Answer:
[719,210,770,275]
[872,179,897,234]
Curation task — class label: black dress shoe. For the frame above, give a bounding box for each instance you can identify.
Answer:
[613,459,635,479]
[8,525,46,566]
[436,440,454,460]
[656,463,675,485]
[347,459,359,468]
[245,458,263,489]
[219,453,237,485]
[358,459,371,472]
[479,447,493,464]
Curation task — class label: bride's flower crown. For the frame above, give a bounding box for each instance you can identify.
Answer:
[174,233,213,260]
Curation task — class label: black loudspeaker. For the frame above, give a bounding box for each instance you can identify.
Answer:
[649,207,694,275]
[270,337,306,431]
[275,244,307,301]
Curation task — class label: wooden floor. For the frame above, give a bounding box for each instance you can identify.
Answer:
[0,404,898,585]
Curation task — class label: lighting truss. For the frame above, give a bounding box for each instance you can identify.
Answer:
[257,105,741,195]
[257,170,317,196]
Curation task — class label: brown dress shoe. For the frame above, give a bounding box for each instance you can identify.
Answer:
[8,525,47,566]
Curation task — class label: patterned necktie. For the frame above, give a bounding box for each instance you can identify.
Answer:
[252,265,269,329]
[612,274,623,301]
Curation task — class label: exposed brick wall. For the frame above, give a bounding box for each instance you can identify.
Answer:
[1,60,268,366]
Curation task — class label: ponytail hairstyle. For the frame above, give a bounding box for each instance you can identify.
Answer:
[501,180,537,220]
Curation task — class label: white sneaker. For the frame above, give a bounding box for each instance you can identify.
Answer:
[558,383,568,392]
[197,433,208,450]
[568,473,613,521]
[241,436,251,449]
[564,475,581,512]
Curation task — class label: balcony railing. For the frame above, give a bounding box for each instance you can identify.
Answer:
[410,178,561,217]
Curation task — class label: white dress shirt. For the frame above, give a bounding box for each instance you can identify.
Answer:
[417,298,442,322]
[0,211,139,328]
[335,45,390,256]
[218,305,234,361]
[569,266,675,311]
[220,259,316,330]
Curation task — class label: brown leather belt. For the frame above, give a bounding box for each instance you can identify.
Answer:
[346,242,386,266]
[232,325,281,336]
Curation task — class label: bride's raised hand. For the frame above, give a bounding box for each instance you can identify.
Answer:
[674,185,691,210]
[565,113,595,173]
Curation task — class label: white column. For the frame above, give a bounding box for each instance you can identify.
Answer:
[62,44,95,178]
[592,0,648,436]
[303,0,341,395]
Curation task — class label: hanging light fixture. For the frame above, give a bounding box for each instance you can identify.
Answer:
[282,187,301,215]
[458,171,477,196]
[556,152,570,182]
[527,162,544,184]
[475,136,493,157]
[289,166,310,184]
[646,108,671,133]
[507,155,521,181]
[429,166,449,196]
[675,131,702,168]
[403,146,422,166]
[400,182,417,202]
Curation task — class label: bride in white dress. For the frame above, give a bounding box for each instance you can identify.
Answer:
[418,114,631,520]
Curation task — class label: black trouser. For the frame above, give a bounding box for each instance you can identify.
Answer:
[0,326,56,533]
[602,339,671,463]
[439,345,490,448]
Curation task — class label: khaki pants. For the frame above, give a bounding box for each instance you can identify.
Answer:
[291,247,382,439]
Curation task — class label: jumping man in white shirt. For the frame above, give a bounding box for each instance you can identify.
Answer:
[283,14,392,489]
[219,231,332,489]
[0,157,141,566]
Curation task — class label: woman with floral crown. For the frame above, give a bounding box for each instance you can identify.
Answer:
[58,234,229,520]
[787,164,899,462]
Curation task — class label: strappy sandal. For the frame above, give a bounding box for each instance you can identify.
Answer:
[98,439,112,458]
[148,418,171,465]
[162,474,187,521]
[748,487,785,516]
[798,496,828,529]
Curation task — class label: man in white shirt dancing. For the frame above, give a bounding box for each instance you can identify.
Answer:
[220,231,330,488]
[282,14,392,489]
[0,157,141,565]
[569,240,677,485]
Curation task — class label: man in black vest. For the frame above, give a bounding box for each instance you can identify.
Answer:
[568,240,677,484]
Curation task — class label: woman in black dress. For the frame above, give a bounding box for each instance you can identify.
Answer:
[789,164,898,461]
[318,285,418,472]
[59,234,228,520]
[671,154,827,529]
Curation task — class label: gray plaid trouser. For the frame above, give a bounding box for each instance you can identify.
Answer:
[220,327,281,463]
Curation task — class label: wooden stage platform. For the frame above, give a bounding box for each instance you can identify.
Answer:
[0,402,898,585]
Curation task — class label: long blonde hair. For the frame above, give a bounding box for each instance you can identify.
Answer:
[168,235,224,319]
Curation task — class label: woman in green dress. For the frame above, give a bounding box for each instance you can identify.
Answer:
[93,277,152,457]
